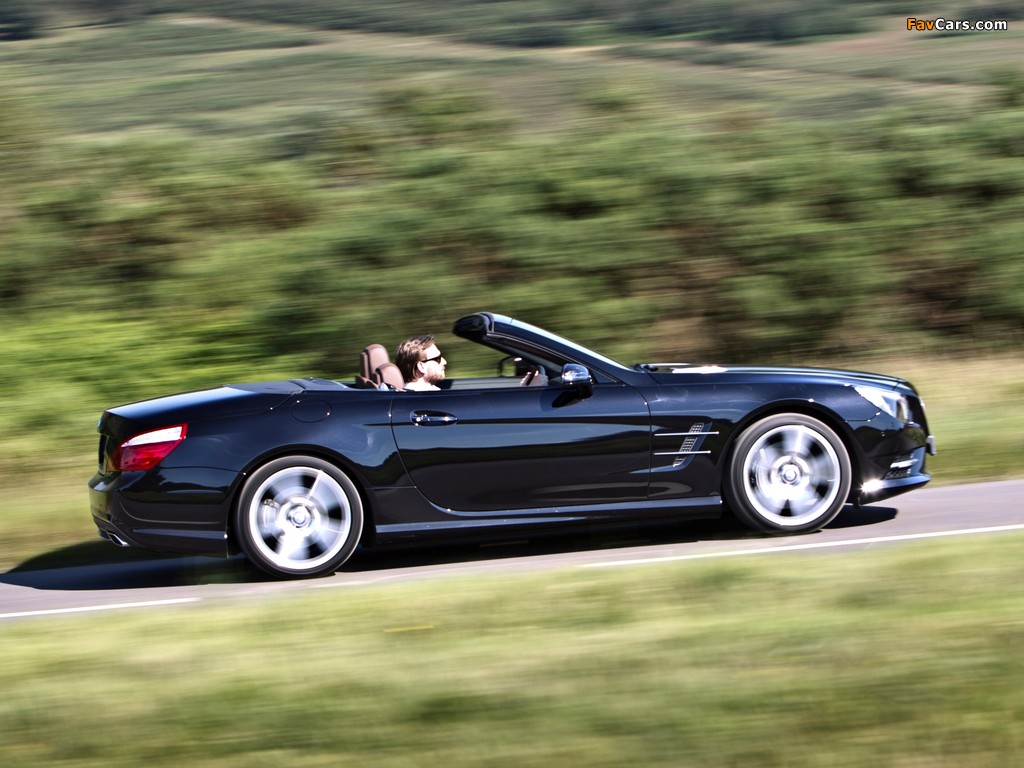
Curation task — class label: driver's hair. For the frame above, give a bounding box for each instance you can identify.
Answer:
[395,335,436,382]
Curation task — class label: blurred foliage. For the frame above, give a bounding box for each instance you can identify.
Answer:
[0,1,45,41]
[26,0,931,45]
[988,68,1024,108]
[2,79,1022,391]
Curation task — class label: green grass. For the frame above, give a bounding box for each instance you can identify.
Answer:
[872,355,1024,484]
[2,534,1023,766]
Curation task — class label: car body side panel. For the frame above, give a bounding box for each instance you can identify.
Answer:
[369,490,724,545]
[390,383,652,512]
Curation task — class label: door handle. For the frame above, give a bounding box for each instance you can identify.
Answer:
[411,411,458,426]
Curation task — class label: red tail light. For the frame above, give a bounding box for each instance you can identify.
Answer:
[111,424,188,471]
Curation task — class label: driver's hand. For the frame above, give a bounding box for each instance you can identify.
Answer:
[519,369,548,387]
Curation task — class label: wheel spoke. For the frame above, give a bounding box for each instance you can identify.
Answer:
[787,487,821,516]
[306,470,325,501]
[751,473,788,513]
[806,451,837,483]
[749,446,778,477]
[310,516,345,550]
[782,427,810,459]
[275,530,309,562]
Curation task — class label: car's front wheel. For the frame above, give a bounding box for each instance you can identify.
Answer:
[236,456,363,578]
[725,413,851,534]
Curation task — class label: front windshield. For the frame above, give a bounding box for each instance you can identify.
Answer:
[504,318,632,372]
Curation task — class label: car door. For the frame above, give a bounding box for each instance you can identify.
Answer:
[390,381,651,513]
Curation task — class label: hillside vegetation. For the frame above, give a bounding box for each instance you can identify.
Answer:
[11,0,1024,44]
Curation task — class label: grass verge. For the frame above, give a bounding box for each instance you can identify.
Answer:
[869,354,1024,485]
[2,533,1023,766]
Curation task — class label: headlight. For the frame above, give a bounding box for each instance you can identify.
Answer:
[854,386,910,422]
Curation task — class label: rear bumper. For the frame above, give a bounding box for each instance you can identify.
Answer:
[89,469,234,557]
[92,515,231,556]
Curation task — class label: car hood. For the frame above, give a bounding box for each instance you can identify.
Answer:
[640,363,911,391]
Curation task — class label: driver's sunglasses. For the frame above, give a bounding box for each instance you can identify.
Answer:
[423,353,445,364]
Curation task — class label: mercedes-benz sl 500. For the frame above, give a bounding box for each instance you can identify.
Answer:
[89,313,935,578]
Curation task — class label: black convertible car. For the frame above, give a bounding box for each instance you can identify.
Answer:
[89,312,935,578]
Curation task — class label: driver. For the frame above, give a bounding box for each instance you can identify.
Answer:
[395,335,447,391]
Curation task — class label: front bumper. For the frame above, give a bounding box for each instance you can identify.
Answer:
[854,436,935,505]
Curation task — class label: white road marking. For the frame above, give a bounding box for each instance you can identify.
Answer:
[583,524,1024,569]
[0,597,200,621]
[312,575,406,588]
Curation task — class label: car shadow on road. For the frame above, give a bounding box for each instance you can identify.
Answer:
[826,503,898,529]
[1,503,899,591]
[345,503,899,573]
[0,545,258,591]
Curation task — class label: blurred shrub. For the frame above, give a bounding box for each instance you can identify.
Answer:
[378,86,510,146]
[955,2,1024,22]
[0,1,45,40]
[988,69,1024,109]
[40,0,883,45]
[618,0,866,42]
[0,82,47,172]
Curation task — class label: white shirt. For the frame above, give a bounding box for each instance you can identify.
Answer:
[404,379,440,391]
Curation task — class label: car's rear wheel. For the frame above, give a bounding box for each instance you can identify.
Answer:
[236,456,363,578]
[725,413,851,534]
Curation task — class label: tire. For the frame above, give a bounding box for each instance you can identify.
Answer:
[235,455,364,578]
[724,413,851,534]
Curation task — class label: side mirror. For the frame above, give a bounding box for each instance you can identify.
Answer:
[560,363,593,399]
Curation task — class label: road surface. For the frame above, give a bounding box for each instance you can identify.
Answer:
[2,479,1022,622]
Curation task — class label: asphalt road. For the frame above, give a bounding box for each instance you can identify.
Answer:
[2,479,1022,623]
